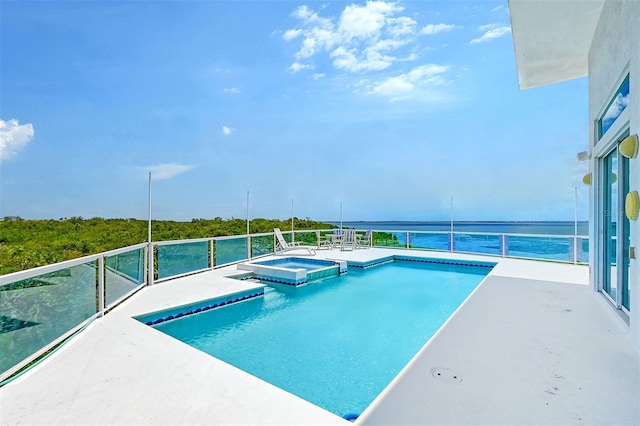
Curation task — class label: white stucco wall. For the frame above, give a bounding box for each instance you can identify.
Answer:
[589,0,640,349]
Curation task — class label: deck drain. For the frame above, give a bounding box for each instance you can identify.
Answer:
[431,367,463,384]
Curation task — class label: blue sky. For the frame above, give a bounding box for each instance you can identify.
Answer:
[0,0,589,222]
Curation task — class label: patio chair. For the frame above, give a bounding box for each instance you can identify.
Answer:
[332,229,344,247]
[274,228,316,255]
[356,230,372,249]
[341,229,357,251]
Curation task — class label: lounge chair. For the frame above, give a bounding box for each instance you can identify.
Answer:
[341,229,357,251]
[274,228,316,255]
[356,230,372,248]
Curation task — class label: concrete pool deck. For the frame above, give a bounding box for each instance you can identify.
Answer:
[0,248,638,425]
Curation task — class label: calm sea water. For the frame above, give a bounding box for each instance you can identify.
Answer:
[327,221,589,263]
[333,221,588,236]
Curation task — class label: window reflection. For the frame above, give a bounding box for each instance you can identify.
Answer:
[599,75,629,138]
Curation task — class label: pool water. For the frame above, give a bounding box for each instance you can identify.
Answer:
[264,261,324,271]
[253,257,336,272]
[153,260,490,417]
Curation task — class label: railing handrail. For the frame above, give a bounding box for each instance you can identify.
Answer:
[0,228,589,283]
[0,242,148,285]
[368,229,588,238]
[153,237,212,246]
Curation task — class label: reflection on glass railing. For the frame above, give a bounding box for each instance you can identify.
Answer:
[373,231,405,247]
[408,232,450,251]
[506,236,573,262]
[293,231,317,246]
[105,248,145,305]
[251,235,273,257]
[157,241,209,280]
[454,233,502,256]
[215,238,247,266]
[0,261,98,375]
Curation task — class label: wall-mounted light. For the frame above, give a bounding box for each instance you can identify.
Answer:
[620,134,638,159]
[576,151,591,162]
[626,191,639,221]
[582,173,592,185]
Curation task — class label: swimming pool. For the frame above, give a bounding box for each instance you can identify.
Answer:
[150,259,492,418]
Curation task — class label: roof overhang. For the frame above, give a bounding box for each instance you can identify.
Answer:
[508,0,605,89]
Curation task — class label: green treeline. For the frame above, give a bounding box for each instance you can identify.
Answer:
[0,217,334,275]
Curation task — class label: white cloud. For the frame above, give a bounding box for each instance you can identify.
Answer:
[420,23,460,35]
[338,1,402,40]
[387,16,417,37]
[296,37,318,59]
[371,64,450,99]
[283,29,302,41]
[479,23,498,32]
[330,45,394,72]
[223,87,241,94]
[470,25,511,44]
[311,73,325,80]
[287,62,314,73]
[0,118,34,162]
[145,163,196,180]
[283,1,425,75]
[222,126,233,135]
[292,5,332,27]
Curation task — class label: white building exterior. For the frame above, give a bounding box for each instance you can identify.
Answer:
[510,0,640,349]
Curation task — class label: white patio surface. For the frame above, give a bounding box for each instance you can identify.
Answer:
[0,248,638,425]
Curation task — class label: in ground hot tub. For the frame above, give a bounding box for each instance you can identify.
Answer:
[237,257,347,286]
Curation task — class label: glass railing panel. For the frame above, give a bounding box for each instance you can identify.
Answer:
[506,235,572,262]
[105,248,145,306]
[215,237,248,266]
[373,231,405,248]
[292,231,316,246]
[453,233,501,256]
[157,241,209,280]
[281,232,293,244]
[408,232,450,251]
[251,235,273,257]
[580,237,589,263]
[0,261,98,375]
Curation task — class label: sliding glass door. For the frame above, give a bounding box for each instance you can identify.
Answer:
[600,143,630,311]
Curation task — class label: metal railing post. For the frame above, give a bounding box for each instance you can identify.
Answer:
[502,234,509,257]
[147,243,154,286]
[209,239,215,268]
[406,231,410,249]
[247,235,252,260]
[98,256,105,316]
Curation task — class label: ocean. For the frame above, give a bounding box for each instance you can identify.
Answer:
[326,221,589,263]
[333,221,589,236]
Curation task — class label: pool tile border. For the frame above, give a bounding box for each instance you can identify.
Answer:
[135,288,265,326]
[348,255,495,269]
